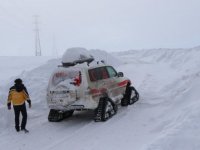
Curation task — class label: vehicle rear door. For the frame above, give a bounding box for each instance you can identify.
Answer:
[88,66,113,97]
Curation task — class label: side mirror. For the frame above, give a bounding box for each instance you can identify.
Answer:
[117,72,124,77]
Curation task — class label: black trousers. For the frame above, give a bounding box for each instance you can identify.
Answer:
[13,103,27,129]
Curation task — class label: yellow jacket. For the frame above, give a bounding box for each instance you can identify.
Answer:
[8,89,29,106]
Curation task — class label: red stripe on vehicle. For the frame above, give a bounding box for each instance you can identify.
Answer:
[118,80,130,87]
[90,88,107,95]
[90,89,100,94]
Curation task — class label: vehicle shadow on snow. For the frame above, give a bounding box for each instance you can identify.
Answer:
[62,110,95,123]
[48,101,142,127]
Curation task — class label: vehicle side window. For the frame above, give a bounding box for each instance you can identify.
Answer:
[99,67,109,79]
[106,66,117,78]
[89,69,98,81]
[88,67,109,82]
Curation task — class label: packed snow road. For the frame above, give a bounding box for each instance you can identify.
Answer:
[0,48,200,150]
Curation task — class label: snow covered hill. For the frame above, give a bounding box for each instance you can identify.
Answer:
[0,47,200,150]
[0,56,53,83]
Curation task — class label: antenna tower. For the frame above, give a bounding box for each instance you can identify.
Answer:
[34,15,42,56]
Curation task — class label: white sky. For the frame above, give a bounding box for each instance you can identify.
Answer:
[0,0,200,56]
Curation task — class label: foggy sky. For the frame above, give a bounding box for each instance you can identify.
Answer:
[0,0,200,56]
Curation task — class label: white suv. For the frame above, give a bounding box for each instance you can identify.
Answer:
[47,57,139,122]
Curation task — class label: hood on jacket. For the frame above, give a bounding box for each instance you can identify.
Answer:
[15,83,25,92]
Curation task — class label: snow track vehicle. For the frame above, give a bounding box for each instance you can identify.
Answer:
[47,48,139,122]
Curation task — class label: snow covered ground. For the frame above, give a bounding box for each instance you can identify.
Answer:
[0,47,200,150]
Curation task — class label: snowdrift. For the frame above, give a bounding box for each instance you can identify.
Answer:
[115,47,200,150]
[62,47,122,67]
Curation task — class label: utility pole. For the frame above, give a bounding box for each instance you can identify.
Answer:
[34,15,42,56]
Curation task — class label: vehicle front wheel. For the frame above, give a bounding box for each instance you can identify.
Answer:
[121,85,139,106]
[129,87,139,105]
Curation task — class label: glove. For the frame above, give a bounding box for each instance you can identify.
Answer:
[7,103,11,110]
[27,100,32,108]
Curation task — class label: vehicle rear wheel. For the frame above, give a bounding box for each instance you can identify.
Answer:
[94,97,117,122]
[48,109,64,122]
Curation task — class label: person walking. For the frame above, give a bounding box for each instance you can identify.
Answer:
[7,78,31,133]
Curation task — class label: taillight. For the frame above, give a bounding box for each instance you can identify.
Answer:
[73,71,82,86]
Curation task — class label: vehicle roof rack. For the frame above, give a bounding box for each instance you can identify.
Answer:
[62,57,94,67]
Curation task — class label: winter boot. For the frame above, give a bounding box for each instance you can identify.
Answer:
[21,128,29,133]
[15,126,20,132]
